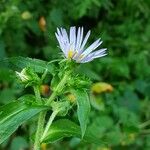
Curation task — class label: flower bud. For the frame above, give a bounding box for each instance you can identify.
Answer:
[16,68,41,87]
[16,68,30,83]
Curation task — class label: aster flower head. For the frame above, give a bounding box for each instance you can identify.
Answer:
[55,26,107,63]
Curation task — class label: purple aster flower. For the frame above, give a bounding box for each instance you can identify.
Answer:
[55,26,107,63]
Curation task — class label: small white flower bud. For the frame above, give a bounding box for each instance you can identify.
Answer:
[16,68,29,82]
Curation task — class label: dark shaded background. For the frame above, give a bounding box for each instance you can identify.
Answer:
[0,0,150,150]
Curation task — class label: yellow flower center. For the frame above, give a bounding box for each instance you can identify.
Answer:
[68,50,84,60]
[68,50,74,58]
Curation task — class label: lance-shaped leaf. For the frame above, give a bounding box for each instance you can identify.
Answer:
[73,90,90,137]
[42,119,104,145]
[0,56,54,73]
[0,100,48,144]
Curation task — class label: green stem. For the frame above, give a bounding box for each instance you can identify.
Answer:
[141,129,150,134]
[41,69,48,81]
[40,110,58,142]
[139,120,150,129]
[33,112,46,150]
[33,86,46,150]
[46,72,70,105]
[33,71,70,149]
[33,85,42,104]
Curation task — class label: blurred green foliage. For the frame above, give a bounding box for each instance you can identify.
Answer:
[0,0,150,149]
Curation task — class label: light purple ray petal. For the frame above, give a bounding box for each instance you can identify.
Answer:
[64,43,70,57]
[80,48,107,63]
[80,30,91,50]
[56,28,64,44]
[89,48,107,59]
[81,39,102,56]
[79,56,94,63]
[55,28,70,56]
[60,28,70,54]
[75,27,81,51]
[57,28,63,37]
[74,30,91,59]
[55,33,65,52]
[61,28,69,44]
[55,27,107,62]
[76,27,83,52]
[69,27,76,51]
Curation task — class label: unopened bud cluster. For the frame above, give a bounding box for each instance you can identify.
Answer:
[16,68,41,87]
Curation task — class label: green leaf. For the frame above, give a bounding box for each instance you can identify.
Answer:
[74,90,90,137]
[0,56,54,73]
[0,100,48,144]
[42,119,104,145]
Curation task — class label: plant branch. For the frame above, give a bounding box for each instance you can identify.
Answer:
[41,69,48,81]
[33,71,70,149]
[33,111,46,150]
[33,85,45,150]
[139,120,150,129]
[33,85,42,104]
[140,129,150,134]
[40,110,59,142]
[46,71,70,105]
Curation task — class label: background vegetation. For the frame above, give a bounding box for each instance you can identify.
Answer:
[0,0,150,149]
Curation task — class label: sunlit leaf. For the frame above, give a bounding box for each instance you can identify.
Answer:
[0,57,54,73]
[0,100,48,144]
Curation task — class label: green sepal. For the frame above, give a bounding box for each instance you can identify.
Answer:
[68,75,91,89]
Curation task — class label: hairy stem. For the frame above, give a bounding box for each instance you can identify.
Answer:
[33,85,42,104]
[40,110,58,141]
[41,69,48,81]
[139,120,150,129]
[33,112,46,150]
[141,129,150,134]
[33,86,45,150]
[33,71,70,149]
[46,72,70,105]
